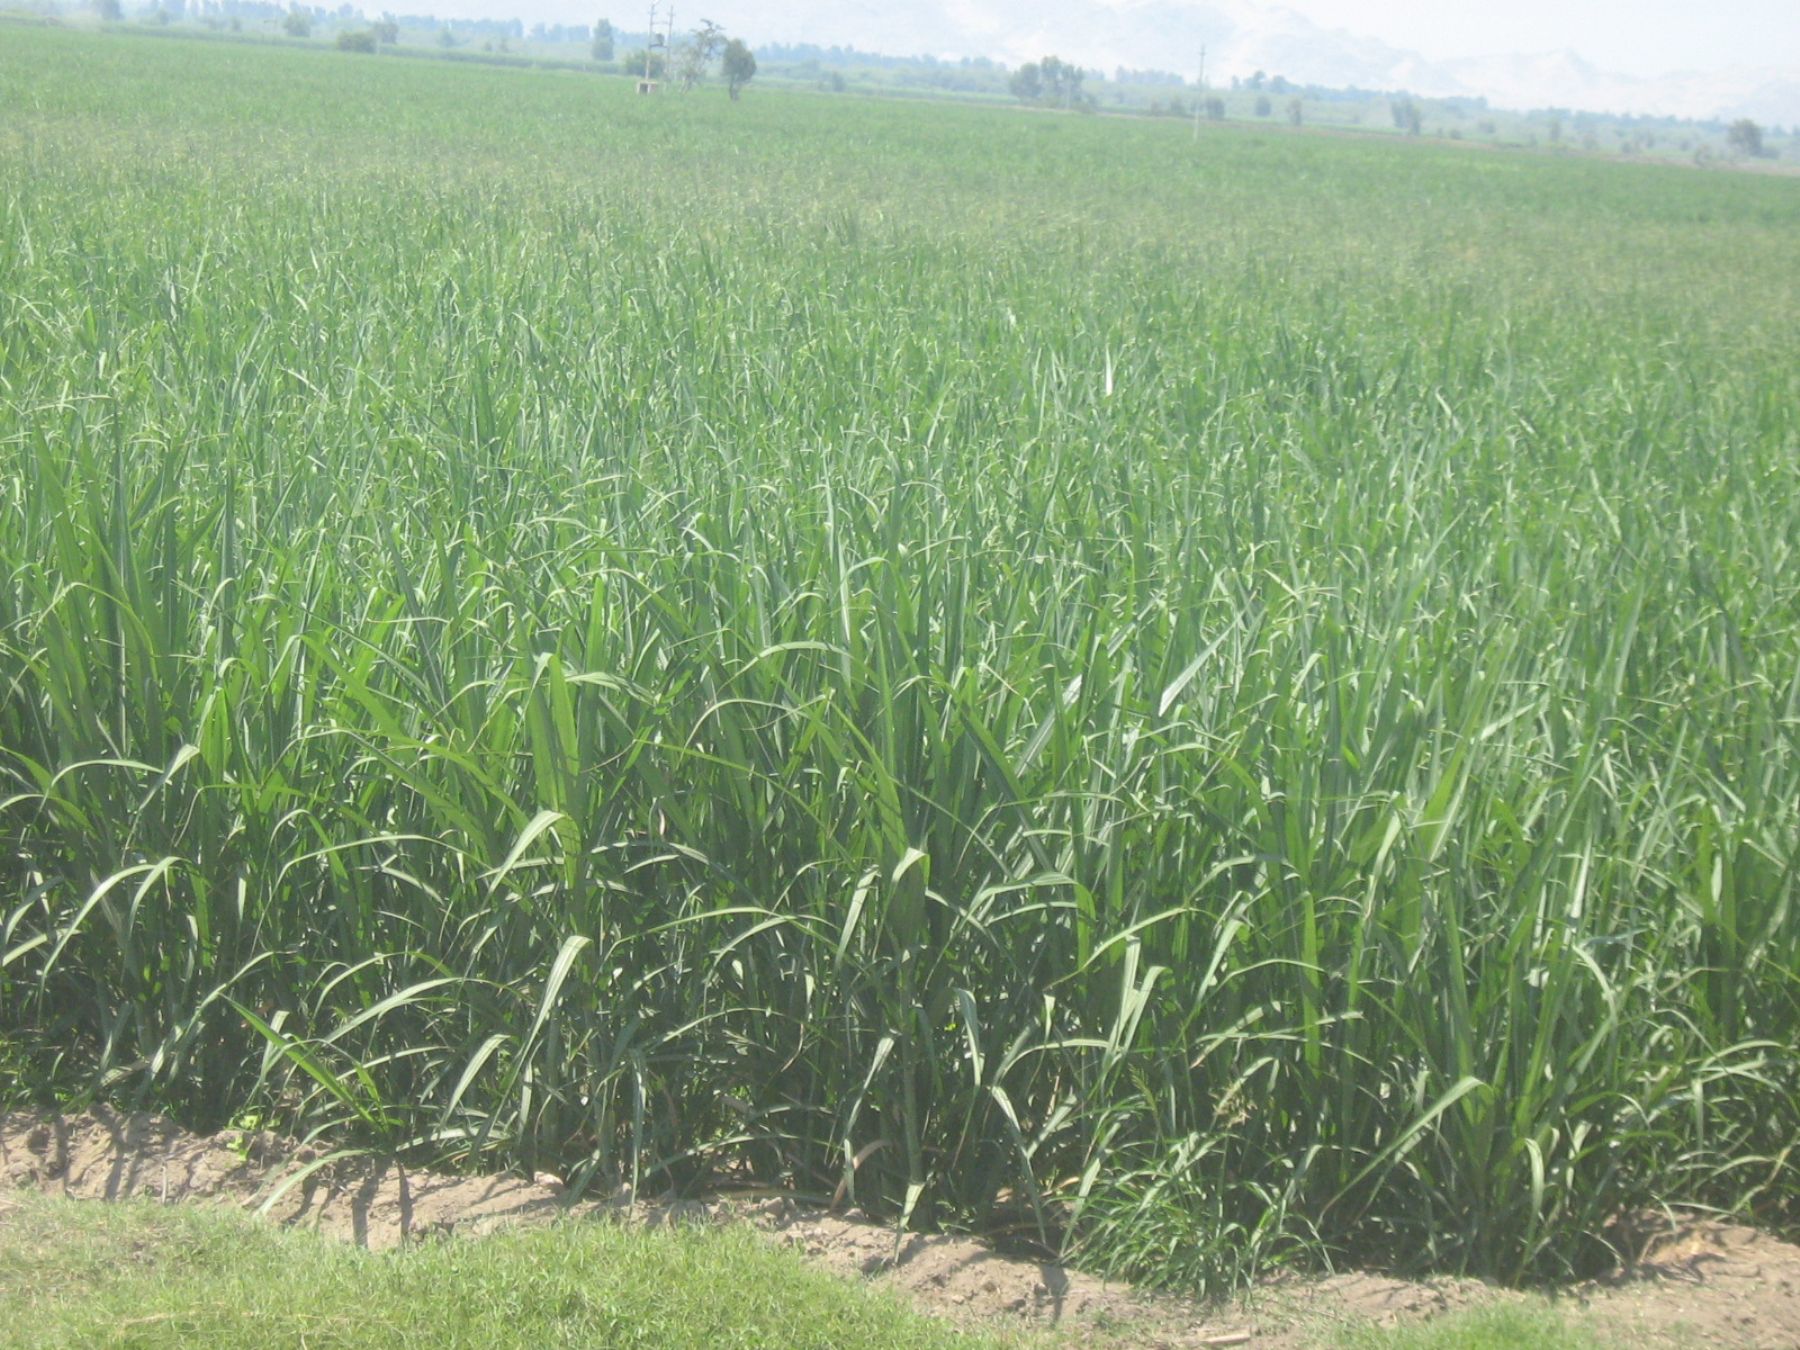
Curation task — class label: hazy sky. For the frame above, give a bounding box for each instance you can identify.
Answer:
[1269,0,1799,74]
[459,0,1799,78]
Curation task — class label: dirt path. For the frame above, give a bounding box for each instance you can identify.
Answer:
[3,1107,1797,1348]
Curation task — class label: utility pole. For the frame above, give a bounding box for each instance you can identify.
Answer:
[1192,44,1206,140]
[643,1,656,84]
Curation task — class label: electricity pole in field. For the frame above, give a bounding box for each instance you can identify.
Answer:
[1192,44,1206,140]
[640,1,671,90]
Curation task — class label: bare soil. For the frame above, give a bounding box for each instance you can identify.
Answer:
[3,1107,1797,1348]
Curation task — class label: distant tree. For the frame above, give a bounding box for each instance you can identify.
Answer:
[1204,95,1225,121]
[336,27,375,51]
[1727,118,1764,156]
[591,17,612,61]
[1546,116,1562,144]
[1038,56,1083,108]
[282,7,309,37]
[1009,61,1042,103]
[95,0,122,20]
[1253,94,1271,117]
[1287,96,1302,126]
[370,17,397,43]
[1009,57,1084,108]
[1247,69,1266,91]
[722,37,755,99]
[676,19,724,91]
[437,24,453,45]
[1390,99,1422,135]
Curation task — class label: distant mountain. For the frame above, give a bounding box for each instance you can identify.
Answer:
[1427,51,1800,125]
[653,0,1800,126]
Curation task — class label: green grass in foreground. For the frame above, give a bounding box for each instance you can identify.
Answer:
[0,1194,1006,1350]
[0,1195,1594,1350]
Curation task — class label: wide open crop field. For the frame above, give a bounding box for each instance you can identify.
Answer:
[2,24,1797,1289]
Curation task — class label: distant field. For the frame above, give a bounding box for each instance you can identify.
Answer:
[1,24,1796,1292]
[35,12,1800,166]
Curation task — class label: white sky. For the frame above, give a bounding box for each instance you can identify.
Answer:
[449,0,1800,78]
[1268,0,1800,75]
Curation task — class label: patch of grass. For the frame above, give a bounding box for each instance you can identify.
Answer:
[0,1194,1605,1350]
[1336,1306,1593,1350]
[0,1193,1015,1349]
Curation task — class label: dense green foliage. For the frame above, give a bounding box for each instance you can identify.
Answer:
[2,26,1797,1290]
